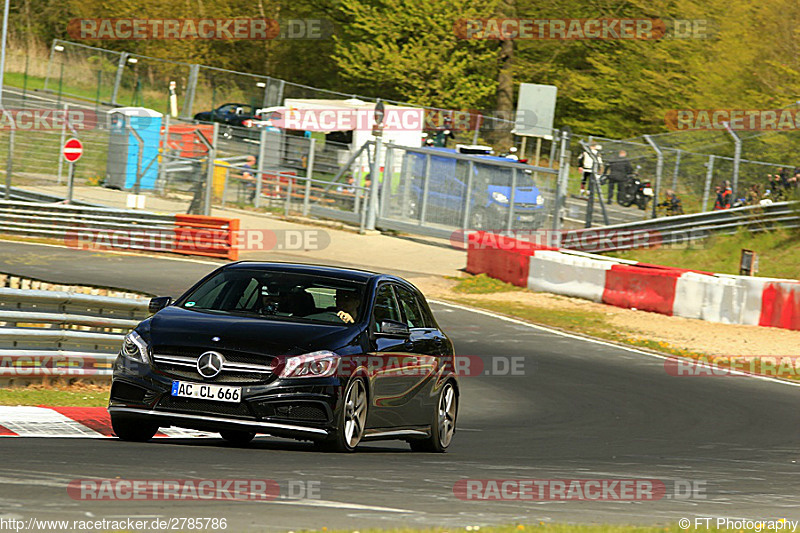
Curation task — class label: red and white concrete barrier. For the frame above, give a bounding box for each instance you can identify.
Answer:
[465,231,800,332]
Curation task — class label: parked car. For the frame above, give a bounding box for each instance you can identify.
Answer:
[193,103,259,141]
[405,148,546,230]
[108,262,459,452]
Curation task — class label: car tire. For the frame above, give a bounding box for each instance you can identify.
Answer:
[220,430,256,446]
[318,377,368,452]
[409,381,457,453]
[111,415,158,442]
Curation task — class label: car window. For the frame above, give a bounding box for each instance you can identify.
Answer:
[372,284,401,332]
[179,269,366,326]
[394,285,426,329]
[217,104,236,113]
[417,297,437,329]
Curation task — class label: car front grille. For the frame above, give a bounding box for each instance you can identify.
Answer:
[151,350,274,384]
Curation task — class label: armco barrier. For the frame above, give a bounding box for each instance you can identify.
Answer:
[0,201,239,261]
[467,230,800,332]
[0,287,149,381]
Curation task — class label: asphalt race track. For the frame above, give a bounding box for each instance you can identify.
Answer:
[1,241,800,530]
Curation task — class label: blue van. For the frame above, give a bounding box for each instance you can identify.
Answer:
[405,148,545,229]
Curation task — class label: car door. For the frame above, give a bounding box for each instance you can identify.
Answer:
[364,283,422,429]
[393,284,443,425]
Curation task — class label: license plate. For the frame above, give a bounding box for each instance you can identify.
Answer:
[518,215,534,222]
[171,381,241,403]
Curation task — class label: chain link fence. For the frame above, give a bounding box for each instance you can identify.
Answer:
[0,39,796,234]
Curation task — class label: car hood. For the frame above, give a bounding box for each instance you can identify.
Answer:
[147,306,352,357]
[488,184,541,203]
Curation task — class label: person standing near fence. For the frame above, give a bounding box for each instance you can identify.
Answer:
[714,181,732,210]
[578,144,602,197]
[241,155,258,201]
[604,149,632,203]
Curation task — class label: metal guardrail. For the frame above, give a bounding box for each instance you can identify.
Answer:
[0,288,148,379]
[0,200,239,260]
[0,200,174,240]
[0,185,100,206]
[563,201,799,252]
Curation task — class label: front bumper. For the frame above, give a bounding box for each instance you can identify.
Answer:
[109,355,341,440]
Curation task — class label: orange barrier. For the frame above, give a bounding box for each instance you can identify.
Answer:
[173,214,240,261]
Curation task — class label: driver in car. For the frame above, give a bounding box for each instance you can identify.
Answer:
[259,285,284,315]
[335,290,359,324]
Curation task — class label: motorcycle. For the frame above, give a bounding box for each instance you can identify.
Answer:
[615,165,653,210]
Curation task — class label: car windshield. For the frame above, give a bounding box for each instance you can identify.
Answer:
[177,269,367,326]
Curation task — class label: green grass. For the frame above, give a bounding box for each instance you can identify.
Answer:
[0,384,109,407]
[444,280,703,359]
[607,226,800,279]
[451,274,524,294]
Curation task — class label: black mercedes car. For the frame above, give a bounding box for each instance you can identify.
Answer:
[108,262,458,452]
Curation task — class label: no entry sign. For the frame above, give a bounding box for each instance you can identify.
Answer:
[62,138,83,163]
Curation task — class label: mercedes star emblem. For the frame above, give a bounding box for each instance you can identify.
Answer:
[197,351,224,379]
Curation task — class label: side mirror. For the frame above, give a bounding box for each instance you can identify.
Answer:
[148,296,173,314]
[377,320,409,338]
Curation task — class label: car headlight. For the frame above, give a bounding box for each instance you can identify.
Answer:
[121,331,149,363]
[536,194,545,206]
[280,350,340,378]
[491,191,509,204]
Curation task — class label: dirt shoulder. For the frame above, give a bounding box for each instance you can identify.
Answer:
[409,275,800,358]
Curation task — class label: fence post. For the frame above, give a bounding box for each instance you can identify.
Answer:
[181,64,199,119]
[702,155,715,212]
[672,148,681,190]
[126,120,145,195]
[255,128,268,208]
[203,122,219,216]
[419,153,431,225]
[724,123,742,199]
[57,103,68,185]
[379,145,393,221]
[284,172,293,216]
[506,167,518,231]
[303,138,316,216]
[111,52,129,106]
[549,128,559,168]
[156,114,170,193]
[462,159,475,230]
[643,135,663,219]
[552,128,570,232]
[365,136,382,231]
[44,40,58,93]
[4,120,13,199]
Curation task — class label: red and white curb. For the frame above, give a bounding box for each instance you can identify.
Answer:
[0,406,215,438]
